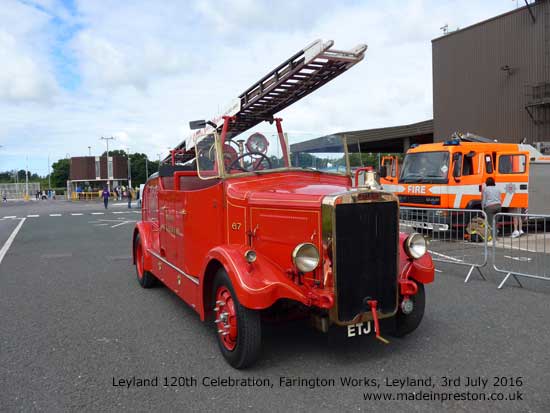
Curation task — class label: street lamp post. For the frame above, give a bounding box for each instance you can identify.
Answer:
[88,146,91,156]
[100,136,115,190]
[126,147,132,189]
[25,156,29,200]
[145,157,149,179]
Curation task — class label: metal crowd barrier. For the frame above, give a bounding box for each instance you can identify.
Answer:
[399,207,488,283]
[492,212,550,289]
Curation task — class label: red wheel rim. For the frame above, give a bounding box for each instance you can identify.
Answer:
[215,286,238,351]
[136,242,144,279]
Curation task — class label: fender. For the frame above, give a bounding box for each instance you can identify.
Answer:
[133,222,154,272]
[202,245,310,313]
[407,253,435,284]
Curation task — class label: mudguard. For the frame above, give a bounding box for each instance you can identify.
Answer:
[202,245,310,312]
[133,222,155,272]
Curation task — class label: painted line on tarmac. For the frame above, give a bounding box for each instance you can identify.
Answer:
[27,215,39,218]
[429,251,464,263]
[3,216,17,219]
[71,213,83,216]
[503,255,533,262]
[0,218,26,265]
[49,214,62,217]
[110,221,134,228]
[435,268,442,273]
[91,212,104,215]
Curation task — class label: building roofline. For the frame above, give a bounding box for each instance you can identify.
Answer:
[432,1,542,43]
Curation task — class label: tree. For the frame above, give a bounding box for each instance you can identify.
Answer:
[101,149,127,157]
[50,159,70,188]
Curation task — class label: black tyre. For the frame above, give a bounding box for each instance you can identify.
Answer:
[389,282,426,337]
[134,234,156,288]
[212,268,261,369]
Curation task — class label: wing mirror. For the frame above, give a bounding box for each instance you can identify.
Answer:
[452,153,462,181]
[189,120,206,130]
[189,120,217,130]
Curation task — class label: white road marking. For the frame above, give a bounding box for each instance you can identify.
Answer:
[429,251,464,263]
[113,211,125,214]
[111,221,133,228]
[0,218,26,265]
[71,213,83,216]
[27,215,39,218]
[91,212,104,215]
[435,268,443,273]
[49,214,62,217]
[94,223,109,226]
[503,255,533,262]
[3,216,17,219]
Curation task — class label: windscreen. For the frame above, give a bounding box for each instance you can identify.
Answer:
[291,135,348,174]
[399,151,450,183]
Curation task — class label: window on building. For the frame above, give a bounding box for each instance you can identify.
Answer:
[107,157,113,179]
[95,157,101,179]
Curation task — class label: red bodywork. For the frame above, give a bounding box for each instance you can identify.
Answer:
[133,169,435,323]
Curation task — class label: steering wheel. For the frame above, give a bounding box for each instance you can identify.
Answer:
[227,152,272,172]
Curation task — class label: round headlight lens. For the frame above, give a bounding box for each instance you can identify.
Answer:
[292,243,320,272]
[405,233,427,259]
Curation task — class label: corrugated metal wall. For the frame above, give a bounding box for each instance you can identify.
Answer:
[433,0,550,143]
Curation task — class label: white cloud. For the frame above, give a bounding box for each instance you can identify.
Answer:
[0,0,517,174]
[0,0,58,102]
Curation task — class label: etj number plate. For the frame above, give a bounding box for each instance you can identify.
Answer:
[347,322,372,338]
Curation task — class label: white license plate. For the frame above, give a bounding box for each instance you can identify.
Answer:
[347,322,372,338]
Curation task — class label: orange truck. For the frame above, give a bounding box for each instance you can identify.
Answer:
[379,137,550,224]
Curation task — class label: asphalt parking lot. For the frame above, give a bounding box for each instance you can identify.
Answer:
[1,200,549,412]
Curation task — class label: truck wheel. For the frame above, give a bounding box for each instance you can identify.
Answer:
[134,234,156,288]
[212,268,261,369]
[390,283,425,337]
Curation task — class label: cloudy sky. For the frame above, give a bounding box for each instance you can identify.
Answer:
[0,0,516,175]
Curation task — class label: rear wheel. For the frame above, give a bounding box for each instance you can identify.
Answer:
[134,234,156,288]
[388,283,425,337]
[212,269,261,369]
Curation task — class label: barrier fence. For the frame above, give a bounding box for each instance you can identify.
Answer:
[492,212,550,289]
[399,207,488,283]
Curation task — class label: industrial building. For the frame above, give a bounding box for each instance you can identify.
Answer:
[433,0,550,145]
[294,0,549,154]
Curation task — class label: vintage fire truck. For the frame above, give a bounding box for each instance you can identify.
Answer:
[133,40,435,368]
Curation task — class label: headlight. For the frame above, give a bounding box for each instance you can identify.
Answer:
[292,243,320,272]
[404,233,427,259]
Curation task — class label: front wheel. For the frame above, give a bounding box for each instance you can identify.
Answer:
[388,282,426,337]
[212,269,261,369]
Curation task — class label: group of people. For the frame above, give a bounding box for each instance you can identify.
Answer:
[482,177,523,238]
[35,189,56,200]
[101,186,139,209]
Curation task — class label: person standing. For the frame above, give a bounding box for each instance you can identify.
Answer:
[127,187,133,209]
[482,177,502,231]
[101,187,110,209]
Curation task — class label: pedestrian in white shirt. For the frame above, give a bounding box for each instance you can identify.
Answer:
[482,177,501,230]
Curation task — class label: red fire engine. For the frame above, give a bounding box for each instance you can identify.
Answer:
[133,40,435,368]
